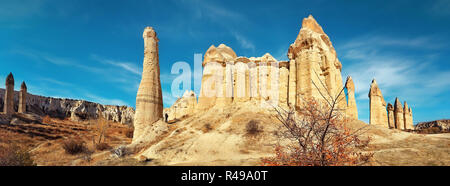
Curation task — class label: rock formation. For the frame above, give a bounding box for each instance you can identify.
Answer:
[387,103,395,128]
[345,76,358,120]
[394,98,405,130]
[133,27,164,140]
[164,90,197,122]
[386,98,414,130]
[4,73,14,116]
[18,81,27,113]
[288,15,346,110]
[416,119,449,131]
[368,79,388,127]
[0,88,135,124]
[403,102,413,130]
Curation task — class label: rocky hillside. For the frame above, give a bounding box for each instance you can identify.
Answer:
[416,119,450,131]
[0,88,134,125]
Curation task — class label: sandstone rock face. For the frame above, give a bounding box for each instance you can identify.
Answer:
[4,73,14,116]
[368,79,388,127]
[279,61,289,106]
[387,103,395,128]
[18,81,27,113]
[134,27,164,140]
[288,15,346,110]
[394,98,405,130]
[0,88,135,124]
[403,101,413,130]
[288,58,296,108]
[164,90,197,122]
[345,76,358,120]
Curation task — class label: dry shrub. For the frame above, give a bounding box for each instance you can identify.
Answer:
[62,139,87,155]
[246,120,263,135]
[42,115,52,124]
[125,127,134,138]
[95,143,111,151]
[202,123,213,133]
[262,99,373,166]
[92,110,109,147]
[0,145,36,166]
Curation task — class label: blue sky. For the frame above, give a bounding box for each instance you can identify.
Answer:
[0,0,449,124]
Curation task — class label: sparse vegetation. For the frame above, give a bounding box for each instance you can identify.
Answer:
[62,139,87,155]
[92,111,110,149]
[246,120,263,135]
[42,115,52,124]
[202,123,213,133]
[0,145,36,166]
[263,77,373,166]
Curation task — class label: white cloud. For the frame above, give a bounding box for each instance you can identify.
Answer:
[84,93,128,106]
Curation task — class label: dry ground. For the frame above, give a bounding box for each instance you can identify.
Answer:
[1,104,448,166]
[0,116,133,166]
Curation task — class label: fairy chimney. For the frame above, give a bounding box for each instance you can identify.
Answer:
[18,81,27,113]
[133,27,164,140]
[368,79,388,127]
[4,72,15,116]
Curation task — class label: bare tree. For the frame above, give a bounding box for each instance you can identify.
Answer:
[262,72,373,166]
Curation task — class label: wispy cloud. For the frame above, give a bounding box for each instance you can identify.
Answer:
[231,31,256,51]
[339,33,450,122]
[84,93,128,106]
[91,55,141,76]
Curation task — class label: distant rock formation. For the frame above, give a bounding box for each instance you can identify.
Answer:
[403,101,413,130]
[416,119,449,131]
[4,72,14,116]
[368,79,388,127]
[0,88,135,125]
[164,90,197,122]
[387,103,395,128]
[345,76,358,120]
[133,27,165,142]
[18,81,27,113]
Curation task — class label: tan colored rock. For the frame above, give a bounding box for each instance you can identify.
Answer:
[133,27,164,141]
[387,103,395,128]
[164,90,197,121]
[279,61,289,106]
[289,15,346,110]
[234,57,250,103]
[368,79,388,127]
[18,81,27,113]
[403,101,413,130]
[345,76,358,120]
[198,44,236,109]
[4,72,14,116]
[394,98,405,130]
[287,55,296,108]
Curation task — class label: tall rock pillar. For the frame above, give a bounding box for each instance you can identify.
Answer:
[394,98,404,130]
[4,73,15,116]
[387,103,395,128]
[345,76,358,120]
[287,48,296,108]
[368,79,388,127]
[18,81,27,113]
[403,101,413,130]
[134,27,164,138]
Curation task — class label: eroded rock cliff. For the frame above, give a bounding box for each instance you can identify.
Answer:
[0,88,134,125]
